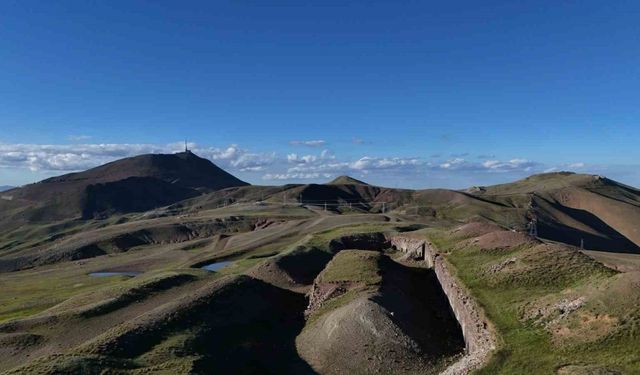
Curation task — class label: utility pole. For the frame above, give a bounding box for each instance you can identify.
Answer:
[528,217,538,238]
[382,202,386,214]
[324,202,327,211]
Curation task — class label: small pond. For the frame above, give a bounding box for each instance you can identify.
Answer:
[89,271,141,277]
[201,261,233,272]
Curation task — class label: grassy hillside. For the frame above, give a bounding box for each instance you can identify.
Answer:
[2,166,640,374]
[427,225,640,374]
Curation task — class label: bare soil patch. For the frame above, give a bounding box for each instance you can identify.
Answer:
[462,230,535,250]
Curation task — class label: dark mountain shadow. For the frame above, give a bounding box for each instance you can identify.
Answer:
[536,199,640,253]
[373,257,465,359]
[187,277,317,375]
[82,176,200,219]
[98,275,316,375]
[297,184,379,209]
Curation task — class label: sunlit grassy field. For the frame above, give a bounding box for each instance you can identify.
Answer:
[428,229,640,374]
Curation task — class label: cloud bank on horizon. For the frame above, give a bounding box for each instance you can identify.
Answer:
[0,140,609,189]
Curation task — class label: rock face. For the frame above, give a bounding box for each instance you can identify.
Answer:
[387,234,497,375]
[306,280,355,316]
[388,235,428,263]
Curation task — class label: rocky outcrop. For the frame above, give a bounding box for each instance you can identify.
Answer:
[305,281,359,316]
[387,234,497,375]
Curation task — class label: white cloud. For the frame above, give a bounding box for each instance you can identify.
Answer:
[263,172,332,180]
[238,166,265,172]
[282,156,424,178]
[286,162,350,174]
[0,141,598,189]
[286,153,318,164]
[436,157,539,173]
[289,140,326,147]
[440,158,466,169]
[350,157,373,170]
[0,143,166,171]
[320,149,335,160]
[350,156,422,170]
[287,149,337,165]
[482,160,500,168]
[0,142,275,173]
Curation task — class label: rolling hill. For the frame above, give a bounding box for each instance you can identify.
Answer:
[2,157,640,374]
[469,172,640,252]
[2,153,640,274]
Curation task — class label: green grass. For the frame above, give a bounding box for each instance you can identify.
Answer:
[303,249,386,329]
[0,217,391,325]
[215,257,265,275]
[0,270,127,323]
[136,329,197,366]
[318,250,382,285]
[426,228,637,375]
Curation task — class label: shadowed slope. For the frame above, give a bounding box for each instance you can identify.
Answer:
[0,152,248,225]
[456,173,640,252]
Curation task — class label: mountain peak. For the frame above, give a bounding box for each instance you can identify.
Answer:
[328,175,369,185]
[46,151,248,191]
[3,151,249,221]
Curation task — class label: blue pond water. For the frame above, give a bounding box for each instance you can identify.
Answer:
[201,261,233,272]
[89,272,141,277]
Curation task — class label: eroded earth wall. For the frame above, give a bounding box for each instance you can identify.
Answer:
[387,234,496,375]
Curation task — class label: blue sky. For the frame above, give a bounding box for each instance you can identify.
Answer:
[1,1,639,189]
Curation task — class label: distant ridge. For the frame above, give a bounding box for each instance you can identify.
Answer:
[0,186,14,192]
[328,175,369,185]
[3,161,640,254]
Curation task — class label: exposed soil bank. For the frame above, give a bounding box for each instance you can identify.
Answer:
[298,250,464,375]
[387,234,497,375]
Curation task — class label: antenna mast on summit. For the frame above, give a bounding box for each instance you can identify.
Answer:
[185,140,188,153]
